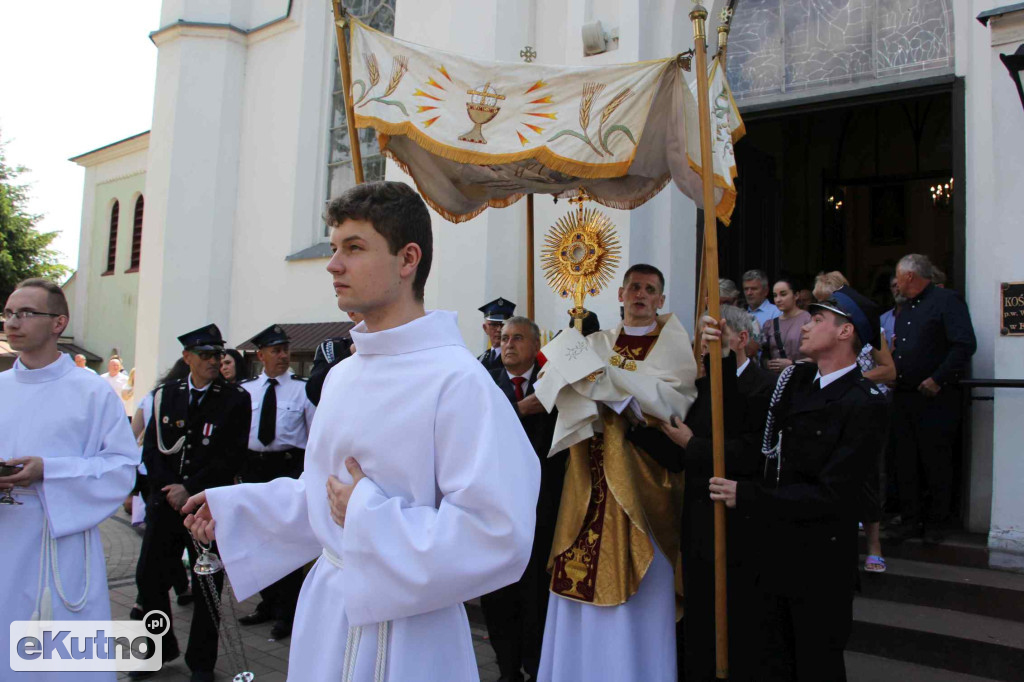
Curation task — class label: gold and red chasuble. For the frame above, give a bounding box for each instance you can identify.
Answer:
[549,328,685,608]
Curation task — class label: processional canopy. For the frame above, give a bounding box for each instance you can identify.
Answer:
[346,19,744,224]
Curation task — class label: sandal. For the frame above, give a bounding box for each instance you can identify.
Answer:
[864,555,887,573]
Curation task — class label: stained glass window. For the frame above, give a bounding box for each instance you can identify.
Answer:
[326,0,396,204]
[726,0,954,102]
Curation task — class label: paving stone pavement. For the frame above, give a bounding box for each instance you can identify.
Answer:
[101,513,502,681]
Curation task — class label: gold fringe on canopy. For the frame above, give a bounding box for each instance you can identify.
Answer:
[347,18,744,224]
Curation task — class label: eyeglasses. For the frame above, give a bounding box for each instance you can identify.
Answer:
[1,310,63,323]
[194,351,225,361]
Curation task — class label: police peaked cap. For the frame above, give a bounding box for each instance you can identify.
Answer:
[178,324,225,351]
[479,297,516,322]
[251,324,290,348]
[808,285,881,350]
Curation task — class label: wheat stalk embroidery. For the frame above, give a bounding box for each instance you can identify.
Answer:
[549,81,636,157]
[597,87,636,154]
[352,52,380,106]
[353,54,410,116]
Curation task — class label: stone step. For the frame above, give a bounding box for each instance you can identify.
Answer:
[845,651,1000,682]
[862,529,990,569]
[859,555,1024,622]
[848,597,1024,681]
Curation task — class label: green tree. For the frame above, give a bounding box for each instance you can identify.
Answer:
[0,133,69,305]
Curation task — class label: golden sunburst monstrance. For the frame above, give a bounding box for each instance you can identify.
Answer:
[541,192,621,331]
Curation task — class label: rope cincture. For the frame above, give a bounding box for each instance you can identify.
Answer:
[22,488,91,622]
[326,547,391,682]
[760,364,796,485]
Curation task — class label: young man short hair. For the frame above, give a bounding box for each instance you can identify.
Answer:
[184,181,540,682]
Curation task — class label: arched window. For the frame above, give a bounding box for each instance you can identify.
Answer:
[103,201,119,275]
[127,195,144,271]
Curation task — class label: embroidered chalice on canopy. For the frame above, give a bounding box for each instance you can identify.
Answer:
[459,82,505,144]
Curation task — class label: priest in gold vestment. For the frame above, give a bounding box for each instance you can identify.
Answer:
[533,264,698,682]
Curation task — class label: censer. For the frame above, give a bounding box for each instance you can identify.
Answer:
[190,538,254,682]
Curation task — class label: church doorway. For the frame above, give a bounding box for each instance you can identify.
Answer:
[717,78,970,521]
[720,79,964,313]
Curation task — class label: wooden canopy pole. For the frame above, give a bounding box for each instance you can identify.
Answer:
[694,246,707,362]
[691,3,729,677]
[526,195,536,319]
[331,0,365,184]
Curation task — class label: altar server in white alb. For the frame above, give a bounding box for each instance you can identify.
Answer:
[0,278,139,681]
[184,181,541,682]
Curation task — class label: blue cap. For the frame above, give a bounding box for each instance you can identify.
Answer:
[479,297,516,322]
[251,324,290,348]
[177,324,224,351]
[808,285,881,350]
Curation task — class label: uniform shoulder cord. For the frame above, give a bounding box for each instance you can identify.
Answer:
[761,364,797,485]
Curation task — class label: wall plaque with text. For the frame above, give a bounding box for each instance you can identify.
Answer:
[1001,282,1024,336]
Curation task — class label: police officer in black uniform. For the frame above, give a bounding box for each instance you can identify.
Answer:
[132,324,251,682]
[477,297,515,372]
[708,286,890,682]
[237,324,316,639]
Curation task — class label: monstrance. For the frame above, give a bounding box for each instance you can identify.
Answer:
[541,191,621,331]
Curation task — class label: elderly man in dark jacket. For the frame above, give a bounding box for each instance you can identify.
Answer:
[708,287,890,682]
[890,253,976,543]
[482,315,566,682]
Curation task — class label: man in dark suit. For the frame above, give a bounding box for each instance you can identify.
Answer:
[482,315,565,682]
[708,287,890,681]
[890,253,976,542]
[477,297,515,372]
[132,324,251,682]
[627,304,775,681]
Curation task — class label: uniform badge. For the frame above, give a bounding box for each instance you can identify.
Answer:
[202,438,210,446]
[202,423,215,437]
[162,416,169,424]
[176,420,185,428]
[870,388,879,395]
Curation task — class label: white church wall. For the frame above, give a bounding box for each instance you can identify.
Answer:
[957,0,998,535]
[226,0,345,345]
[135,24,248,399]
[979,6,1024,569]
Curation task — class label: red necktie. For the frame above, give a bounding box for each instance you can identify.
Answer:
[512,376,527,401]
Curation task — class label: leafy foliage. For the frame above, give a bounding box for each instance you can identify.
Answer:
[0,133,69,305]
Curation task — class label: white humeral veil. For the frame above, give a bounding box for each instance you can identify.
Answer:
[533,315,698,682]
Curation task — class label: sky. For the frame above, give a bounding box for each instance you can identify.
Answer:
[0,1,162,271]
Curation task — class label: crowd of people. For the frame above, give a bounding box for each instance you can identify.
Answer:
[0,180,978,682]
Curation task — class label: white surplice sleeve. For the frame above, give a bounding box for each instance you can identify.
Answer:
[340,370,541,627]
[40,387,140,538]
[206,476,322,601]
